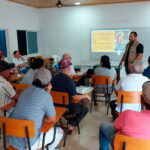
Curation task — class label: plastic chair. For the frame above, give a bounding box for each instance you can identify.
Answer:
[90,75,112,114]
[50,91,80,146]
[114,133,150,150]
[117,91,142,113]
[0,116,35,150]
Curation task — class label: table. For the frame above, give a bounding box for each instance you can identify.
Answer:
[76,86,93,95]
[72,86,93,103]
[40,107,67,133]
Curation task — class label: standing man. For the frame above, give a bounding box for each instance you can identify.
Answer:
[119,31,143,74]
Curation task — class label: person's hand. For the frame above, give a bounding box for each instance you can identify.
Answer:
[85,95,91,102]
[119,61,122,67]
[45,83,52,93]
[43,116,50,123]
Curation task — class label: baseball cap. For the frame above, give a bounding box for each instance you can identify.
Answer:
[59,58,71,69]
[0,61,15,72]
[34,68,52,85]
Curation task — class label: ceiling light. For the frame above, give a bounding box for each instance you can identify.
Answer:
[74,2,81,6]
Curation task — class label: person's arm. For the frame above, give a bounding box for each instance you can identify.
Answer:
[11,90,23,101]
[114,110,129,131]
[135,53,143,61]
[43,89,56,125]
[19,54,25,61]
[72,94,91,102]
[43,115,56,123]
[115,79,122,95]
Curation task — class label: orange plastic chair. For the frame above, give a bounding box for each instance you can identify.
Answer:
[117,91,142,113]
[50,91,69,107]
[114,133,150,150]
[12,83,30,92]
[90,75,112,114]
[0,116,35,150]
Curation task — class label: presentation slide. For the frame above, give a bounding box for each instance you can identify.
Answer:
[91,29,130,53]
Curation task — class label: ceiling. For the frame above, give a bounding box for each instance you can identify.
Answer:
[8,0,150,8]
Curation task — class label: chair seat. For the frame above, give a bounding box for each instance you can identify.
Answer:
[9,145,18,150]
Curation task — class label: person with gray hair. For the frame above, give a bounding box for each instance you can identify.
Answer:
[9,68,63,150]
[99,81,150,150]
[110,60,149,120]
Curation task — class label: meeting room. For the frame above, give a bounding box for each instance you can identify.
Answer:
[0,0,150,149]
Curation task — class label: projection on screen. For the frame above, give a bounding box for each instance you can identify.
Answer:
[91,29,130,53]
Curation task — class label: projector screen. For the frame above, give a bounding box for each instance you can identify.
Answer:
[90,29,130,60]
[91,29,130,53]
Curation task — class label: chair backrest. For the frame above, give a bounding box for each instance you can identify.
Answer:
[91,75,111,86]
[12,83,30,92]
[50,91,69,107]
[0,116,35,150]
[117,91,142,104]
[114,133,150,150]
[117,91,142,113]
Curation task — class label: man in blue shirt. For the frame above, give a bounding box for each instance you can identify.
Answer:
[9,68,63,150]
[143,56,150,79]
[51,58,91,132]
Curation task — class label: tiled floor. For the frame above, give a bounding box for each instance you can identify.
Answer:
[0,95,115,150]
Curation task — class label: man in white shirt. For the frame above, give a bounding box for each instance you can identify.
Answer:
[12,51,28,74]
[0,61,21,109]
[110,60,149,120]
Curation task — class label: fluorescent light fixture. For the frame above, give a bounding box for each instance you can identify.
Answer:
[75,2,81,5]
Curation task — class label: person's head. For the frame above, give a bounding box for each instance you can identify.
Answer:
[13,51,20,58]
[59,58,71,74]
[30,58,44,69]
[142,81,150,110]
[0,61,15,80]
[129,31,137,44]
[100,55,111,69]
[130,60,144,74]
[32,68,52,91]
[148,56,150,66]
[62,53,72,63]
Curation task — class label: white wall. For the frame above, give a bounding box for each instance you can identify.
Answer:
[0,0,40,61]
[39,2,150,65]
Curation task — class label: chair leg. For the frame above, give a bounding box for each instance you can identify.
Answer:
[63,121,68,147]
[76,118,80,134]
[90,93,95,113]
[77,123,80,134]
[106,95,111,115]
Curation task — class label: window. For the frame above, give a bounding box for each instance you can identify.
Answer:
[0,30,7,57]
[17,30,38,56]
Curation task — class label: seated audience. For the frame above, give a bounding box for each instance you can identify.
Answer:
[94,55,116,93]
[9,68,63,149]
[51,58,91,133]
[0,61,21,109]
[110,60,149,120]
[21,58,44,84]
[99,81,150,150]
[143,56,150,79]
[12,50,28,74]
